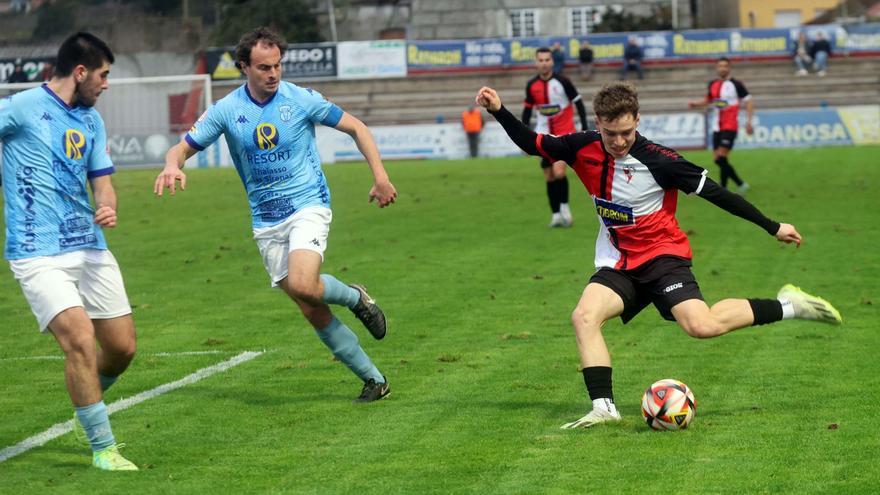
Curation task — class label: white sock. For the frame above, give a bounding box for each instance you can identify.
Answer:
[592,398,617,415]
[778,297,795,319]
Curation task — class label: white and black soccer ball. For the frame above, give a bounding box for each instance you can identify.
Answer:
[641,378,696,431]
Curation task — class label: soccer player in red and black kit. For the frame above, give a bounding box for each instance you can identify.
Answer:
[523,47,589,227]
[689,57,752,193]
[476,82,841,429]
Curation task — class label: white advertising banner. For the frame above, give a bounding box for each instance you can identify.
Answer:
[336,40,407,80]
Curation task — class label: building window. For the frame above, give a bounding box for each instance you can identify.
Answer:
[570,6,601,36]
[510,9,539,38]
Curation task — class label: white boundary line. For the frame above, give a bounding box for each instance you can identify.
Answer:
[0,350,264,464]
[0,350,245,362]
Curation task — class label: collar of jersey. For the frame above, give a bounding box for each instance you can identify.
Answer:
[244,83,279,108]
[41,83,78,111]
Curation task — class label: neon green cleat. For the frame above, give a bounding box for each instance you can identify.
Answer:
[92,444,138,471]
[778,284,842,325]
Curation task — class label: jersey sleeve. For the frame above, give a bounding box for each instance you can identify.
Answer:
[87,113,114,179]
[523,80,535,108]
[0,95,21,138]
[631,137,708,194]
[300,87,343,127]
[733,79,750,100]
[185,103,226,151]
[559,75,582,103]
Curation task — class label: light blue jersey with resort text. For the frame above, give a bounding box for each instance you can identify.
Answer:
[0,85,114,260]
[185,82,343,228]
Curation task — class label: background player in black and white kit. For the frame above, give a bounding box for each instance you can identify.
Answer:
[476,81,841,429]
[523,47,589,227]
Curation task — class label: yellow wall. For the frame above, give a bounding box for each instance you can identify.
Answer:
[738,0,840,27]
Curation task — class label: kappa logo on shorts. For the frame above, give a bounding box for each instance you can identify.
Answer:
[309,238,321,247]
[664,282,684,293]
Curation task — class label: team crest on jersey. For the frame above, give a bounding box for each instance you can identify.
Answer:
[82,115,96,132]
[622,165,635,183]
[594,197,635,228]
[63,129,87,160]
[278,105,292,122]
[254,123,279,150]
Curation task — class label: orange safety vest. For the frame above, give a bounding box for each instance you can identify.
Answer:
[461,109,483,133]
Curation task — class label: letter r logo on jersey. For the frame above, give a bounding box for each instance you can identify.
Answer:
[63,129,87,160]
[254,123,279,150]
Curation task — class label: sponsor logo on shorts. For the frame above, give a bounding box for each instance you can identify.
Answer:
[664,282,684,293]
[594,197,635,227]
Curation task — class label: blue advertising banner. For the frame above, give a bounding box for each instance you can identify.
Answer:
[731,105,879,149]
[407,23,880,73]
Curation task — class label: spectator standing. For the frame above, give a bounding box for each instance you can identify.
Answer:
[7,60,29,83]
[551,42,566,74]
[579,40,594,81]
[461,105,484,158]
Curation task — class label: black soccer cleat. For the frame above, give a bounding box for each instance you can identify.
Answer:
[354,378,390,403]
[349,284,387,340]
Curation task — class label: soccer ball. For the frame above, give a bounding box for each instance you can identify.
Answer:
[641,379,696,431]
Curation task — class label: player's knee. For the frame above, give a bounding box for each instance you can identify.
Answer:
[62,332,97,360]
[680,319,719,339]
[571,305,601,332]
[286,277,321,302]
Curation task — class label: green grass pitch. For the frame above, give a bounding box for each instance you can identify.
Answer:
[1,146,878,493]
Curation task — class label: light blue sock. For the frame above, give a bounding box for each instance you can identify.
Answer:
[320,274,360,309]
[75,401,116,452]
[316,317,384,383]
[99,373,118,392]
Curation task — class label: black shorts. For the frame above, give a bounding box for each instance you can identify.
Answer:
[540,156,552,168]
[589,256,704,324]
[712,131,738,150]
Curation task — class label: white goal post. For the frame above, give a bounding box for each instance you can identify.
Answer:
[1,74,212,168]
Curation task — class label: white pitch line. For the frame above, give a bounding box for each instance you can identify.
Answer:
[0,350,242,362]
[0,350,264,464]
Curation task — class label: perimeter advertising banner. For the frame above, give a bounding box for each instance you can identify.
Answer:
[406,23,880,72]
[735,105,879,149]
[205,43,337,80]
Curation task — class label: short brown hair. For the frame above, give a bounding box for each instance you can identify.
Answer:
[592,82,640,121]
[234,27,287,68]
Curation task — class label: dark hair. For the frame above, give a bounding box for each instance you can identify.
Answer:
[234,27,287,68]
[718,56,731,64]
[536,47,552,56]
[54,32,114,77]
[593,82,640,121]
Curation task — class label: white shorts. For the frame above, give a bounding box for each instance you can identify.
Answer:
[9,249,132,333]
[253,206,331,287]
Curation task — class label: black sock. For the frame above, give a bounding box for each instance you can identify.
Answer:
[547,180,561,213]
[748,298,784,326]
[715,156,744,187]
[582,366,614,401]
[558,176,569,204]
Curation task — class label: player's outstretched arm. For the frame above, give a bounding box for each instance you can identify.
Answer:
[774,223,802,246]
[334,112,397,208]
[89,175,118,228]
[154,140,196,196]
[697,179,802,245]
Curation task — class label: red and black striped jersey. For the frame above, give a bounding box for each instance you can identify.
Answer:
[706,78,750,132]
[535,131,709,270]
[523,74,582,135]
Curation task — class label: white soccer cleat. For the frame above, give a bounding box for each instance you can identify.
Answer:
[736,182,750,195]
[549,212,566,228]
[778,284,842,325]
[560,407,622,429]
[559,203,574,227]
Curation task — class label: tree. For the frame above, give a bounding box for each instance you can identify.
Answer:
[211,0,323,45]
[32,1,78,41]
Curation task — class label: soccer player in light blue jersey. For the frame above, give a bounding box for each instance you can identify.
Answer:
[1,33,138,470]
[155,27,397,403]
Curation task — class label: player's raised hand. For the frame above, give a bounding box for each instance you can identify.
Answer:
[775,223,802,247]
[476,87,502,112]
[369,179,397,208]
[94,204,117,228]
[154,165,187,196]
